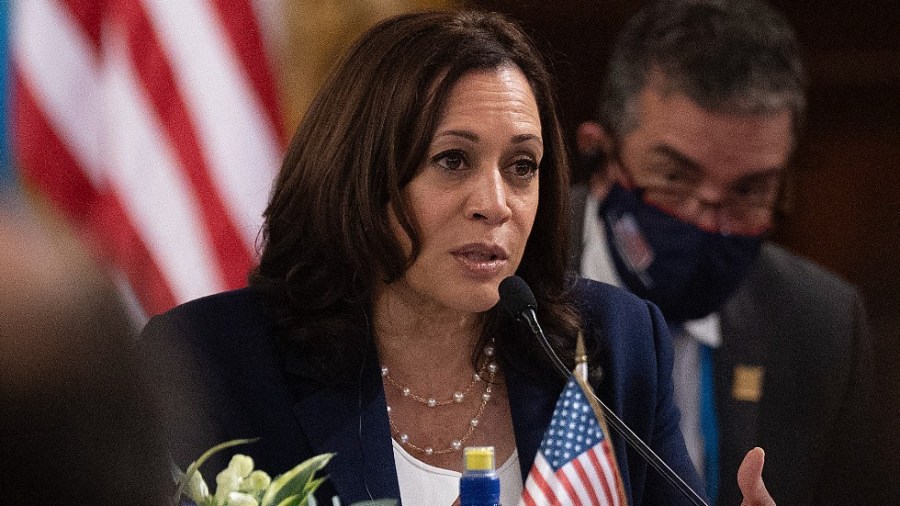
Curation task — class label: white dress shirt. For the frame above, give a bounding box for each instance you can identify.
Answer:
[580,193,721,479]
[392,440,522,506]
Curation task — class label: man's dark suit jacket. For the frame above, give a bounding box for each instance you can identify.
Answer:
[570,184,881,505]
[140,280,705,505]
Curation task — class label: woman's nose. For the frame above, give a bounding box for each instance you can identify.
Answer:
[467,168,512,225]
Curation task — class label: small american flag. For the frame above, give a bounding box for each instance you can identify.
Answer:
[520,375,629,506]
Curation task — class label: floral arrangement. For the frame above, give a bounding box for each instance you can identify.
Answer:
[173,438,396,506]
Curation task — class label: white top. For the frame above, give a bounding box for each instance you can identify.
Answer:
[673,314,721,480]
[580,192,721,479]
[392,440,523,506]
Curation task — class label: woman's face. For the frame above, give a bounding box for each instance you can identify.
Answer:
[388,66,543,316]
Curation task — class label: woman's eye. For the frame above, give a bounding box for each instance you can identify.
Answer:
[510,158,539,178]
[434,151,466,171]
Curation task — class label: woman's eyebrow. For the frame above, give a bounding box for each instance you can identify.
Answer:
[434,129,479,142]
[432,131,542,145]
[512,133,542,144]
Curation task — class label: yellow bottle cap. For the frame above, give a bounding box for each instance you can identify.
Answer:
[463,446,495,472]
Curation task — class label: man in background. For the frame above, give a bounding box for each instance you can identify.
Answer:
[570,0,883,503]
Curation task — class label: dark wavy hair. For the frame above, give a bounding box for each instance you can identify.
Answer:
[251,10,580,384]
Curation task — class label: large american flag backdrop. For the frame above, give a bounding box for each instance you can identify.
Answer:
[12,0,284,317]
[520,375,629,506]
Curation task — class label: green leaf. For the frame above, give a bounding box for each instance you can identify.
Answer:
[304,476,327,494]
[173,438,259,505]
[260,453,334,506]
[274,494,304,506]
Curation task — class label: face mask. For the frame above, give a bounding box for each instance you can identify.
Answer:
[599,183,764,323]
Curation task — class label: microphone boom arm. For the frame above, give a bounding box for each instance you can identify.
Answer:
[520,308,709,506]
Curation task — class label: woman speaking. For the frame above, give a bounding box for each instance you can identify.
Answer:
[141,10,773,506]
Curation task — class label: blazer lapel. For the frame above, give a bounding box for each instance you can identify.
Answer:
[289,351,401,504]
[506,362,566,479]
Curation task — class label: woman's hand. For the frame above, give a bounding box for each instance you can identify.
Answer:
[737,447,775,505]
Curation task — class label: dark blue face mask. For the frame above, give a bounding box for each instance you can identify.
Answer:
[600,183,765,323]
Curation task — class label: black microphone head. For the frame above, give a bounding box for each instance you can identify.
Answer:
[498,275,537,317]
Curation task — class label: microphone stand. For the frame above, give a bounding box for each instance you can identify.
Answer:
[521,307,709,506]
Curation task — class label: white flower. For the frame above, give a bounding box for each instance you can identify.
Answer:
[173,439,338,506]
[215,468,243,503]
[228,454,255,478]
[185,470,210,504]
[240,470,272,493]
[226,491,259,506]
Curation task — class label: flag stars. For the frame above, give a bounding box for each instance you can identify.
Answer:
[537,378,610,471]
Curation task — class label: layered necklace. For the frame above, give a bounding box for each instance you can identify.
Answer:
[382,342,497,456]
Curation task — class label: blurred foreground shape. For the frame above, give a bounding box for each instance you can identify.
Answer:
[0,196,171,505]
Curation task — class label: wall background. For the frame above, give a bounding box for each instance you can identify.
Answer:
[279,0,453,135]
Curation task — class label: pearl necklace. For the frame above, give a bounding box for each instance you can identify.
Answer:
[382,344,497,456]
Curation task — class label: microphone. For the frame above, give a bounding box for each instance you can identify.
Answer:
[498,276,708,506]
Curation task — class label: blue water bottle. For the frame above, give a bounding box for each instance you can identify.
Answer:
[460,446,501,506]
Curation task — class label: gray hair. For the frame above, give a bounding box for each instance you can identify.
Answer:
[599,0,806,140]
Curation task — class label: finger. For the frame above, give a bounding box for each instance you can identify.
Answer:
[737,447,775,506]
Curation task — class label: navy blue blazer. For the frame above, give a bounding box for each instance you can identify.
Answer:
[140,279,703,505]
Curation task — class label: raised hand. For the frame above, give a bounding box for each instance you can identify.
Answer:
[738,447,776,506]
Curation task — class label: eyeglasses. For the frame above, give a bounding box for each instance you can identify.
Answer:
[615,154,781,235]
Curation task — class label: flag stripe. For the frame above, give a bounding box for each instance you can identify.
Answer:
[142,0,280,248]
[588,443,619,506]
[209,0,283,137]
[521,489,538,506]
[114,0,253,289]
[571,457,602,506]
[556,467,587,505]
[91,189,178,312]
[61,0,103,49]
[587,448,617,505]
[13,70,97,220]
[104,24,225,303]
[530,455,563,505]
[13,0,103,187]
[602,440,626,505]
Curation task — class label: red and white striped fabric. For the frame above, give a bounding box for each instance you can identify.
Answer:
[12,0,284,318]
[520,375,629,506]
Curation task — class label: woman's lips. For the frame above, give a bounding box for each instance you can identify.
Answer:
[451,244,509,277]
